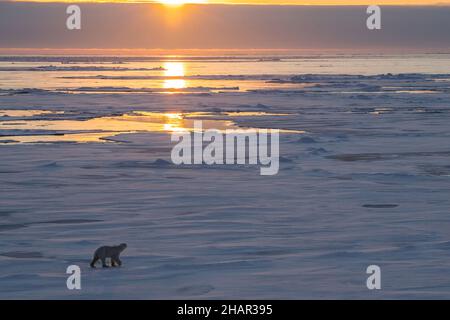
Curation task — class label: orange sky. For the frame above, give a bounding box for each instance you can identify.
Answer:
[14,0,450,5]
[2,1,450,52]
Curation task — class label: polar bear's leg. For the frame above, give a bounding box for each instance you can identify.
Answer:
[90,255,99,268]
[111,255,121,267]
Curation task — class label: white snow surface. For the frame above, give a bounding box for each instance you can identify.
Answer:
[1,70,450,299]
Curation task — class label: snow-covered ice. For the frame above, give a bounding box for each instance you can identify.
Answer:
[1,55,450,299]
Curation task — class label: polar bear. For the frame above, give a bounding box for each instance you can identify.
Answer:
[90,243,127,268]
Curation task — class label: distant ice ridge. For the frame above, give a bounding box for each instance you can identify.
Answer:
[268,73,450,83]
[264,73,450,94]
[58,75,279,80]
[59,86,240,93]
[0,86,240,95]
[0,88,52,95]
[59,73,450,81]
[2,73,450,96]
[0,66,166,72]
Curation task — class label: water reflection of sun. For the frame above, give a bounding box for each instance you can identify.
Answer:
[163,112,188,132]
[163,62,187,90]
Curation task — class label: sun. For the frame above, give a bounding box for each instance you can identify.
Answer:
[158,0,206,6]
[159,0,185,5]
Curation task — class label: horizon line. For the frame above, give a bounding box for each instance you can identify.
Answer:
[1,48,450,56]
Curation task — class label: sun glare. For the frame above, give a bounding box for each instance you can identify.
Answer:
[160,0,185,6]
[159,0,206,6]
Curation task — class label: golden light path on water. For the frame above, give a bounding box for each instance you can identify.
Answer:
[163,62,187,90]
[0,111,304,144]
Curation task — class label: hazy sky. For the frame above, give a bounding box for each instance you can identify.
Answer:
[0,3,449,52]
[4,1,450,4]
